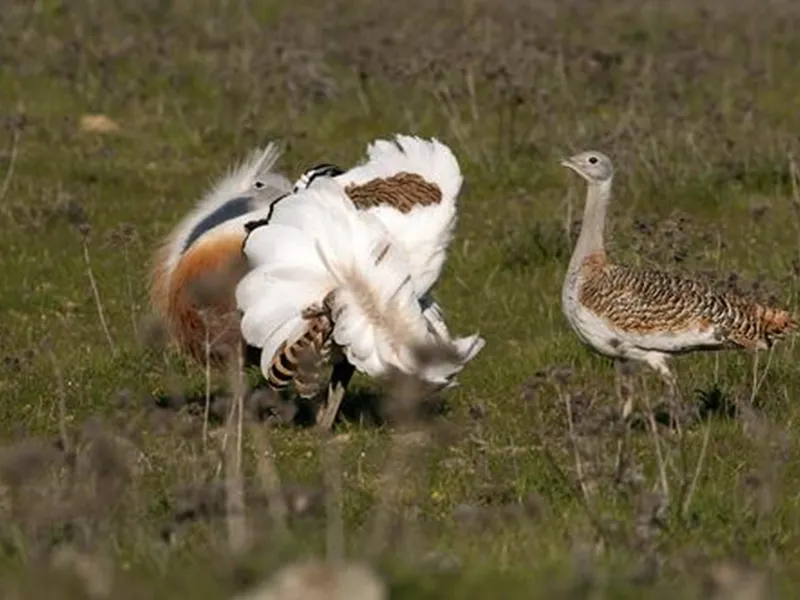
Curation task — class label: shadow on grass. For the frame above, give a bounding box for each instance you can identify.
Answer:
[150,382,452,431]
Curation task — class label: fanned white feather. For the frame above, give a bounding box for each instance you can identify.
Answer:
[418,296,486,387]
[328,135,464,297]
[236,178,484,386]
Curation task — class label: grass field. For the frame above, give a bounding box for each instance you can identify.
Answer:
[2,0,800,597]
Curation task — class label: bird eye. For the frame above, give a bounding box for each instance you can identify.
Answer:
[588,156,598,165]
[254,181,265,189]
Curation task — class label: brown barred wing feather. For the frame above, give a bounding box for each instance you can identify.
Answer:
[266,306,335,399]
[344,173,442,213]
[579,260,796,352]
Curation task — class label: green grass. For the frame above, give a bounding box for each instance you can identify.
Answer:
[2,0,800,597]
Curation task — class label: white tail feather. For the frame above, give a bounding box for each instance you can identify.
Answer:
[418,297,486,387]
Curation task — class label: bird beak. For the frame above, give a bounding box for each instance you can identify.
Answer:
[560,157,578,172]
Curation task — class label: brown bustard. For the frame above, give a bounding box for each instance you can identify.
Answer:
[560,150,796,412]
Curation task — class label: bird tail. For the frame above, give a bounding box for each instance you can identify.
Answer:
[418,296,486,388]
[236,179,482,388]
[760,305,797,347]
[337,134,463,203]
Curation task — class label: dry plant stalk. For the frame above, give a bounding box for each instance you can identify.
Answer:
[248,413,290,539]
[224,346,247,554]
[0,124,21,204]
[682,422,712,519]
[321,433,346,563]
[48,350,71,454]
[364,365,439,558]
[82,233,117,357]
[366,429,428,559]
[202,317,212,448]
[555,380,592,505]
[749,347,776,406]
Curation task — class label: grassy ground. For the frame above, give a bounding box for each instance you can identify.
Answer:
[2,0,800,597]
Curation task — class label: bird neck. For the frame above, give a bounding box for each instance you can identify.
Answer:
[569,178,612,273]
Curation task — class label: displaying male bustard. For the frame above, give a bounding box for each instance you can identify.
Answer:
[150,135,483,428]
[560,150,796,411]
[238,135,484,426]
[149,143,293,368]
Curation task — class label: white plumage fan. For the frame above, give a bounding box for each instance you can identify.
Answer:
[237,134,484,426]
[294,135,462,299]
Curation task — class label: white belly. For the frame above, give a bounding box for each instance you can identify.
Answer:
[566,303,627,357]
[562,293,721,362]
[562,277,639,361]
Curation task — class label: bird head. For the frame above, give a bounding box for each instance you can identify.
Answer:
[560,151,614,183]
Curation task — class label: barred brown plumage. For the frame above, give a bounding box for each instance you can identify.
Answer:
[265,297,336,399]
[344,172,442,213]
[560,150,796,414]
[579,259,796,350]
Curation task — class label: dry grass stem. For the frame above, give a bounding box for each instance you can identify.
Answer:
[322,434,346,563]
[248,418,290,539]
[0,125,21,204]
[682,422,712,519]
[82,236,118,357]
[224,348,247,554]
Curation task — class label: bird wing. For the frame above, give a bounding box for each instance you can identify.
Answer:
[579,261,795,352]
[336,135,462,205]
[149,142,293,368]
[333,135,464,296]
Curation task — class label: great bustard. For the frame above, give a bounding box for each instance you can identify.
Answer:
[149,143,292,368]
[560,150,796,411]
[236,134,484,427]
[243,134,475,424]
[150,136,482,428]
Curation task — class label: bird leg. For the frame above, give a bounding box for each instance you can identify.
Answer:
[316,359,355,430]
[614,358,635,420]
[297,290,350,430]
[613,358,636,483]
[646,355,683,434]
[643,354,679,399]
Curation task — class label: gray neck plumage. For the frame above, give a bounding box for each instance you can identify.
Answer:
[568,177,612,273]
